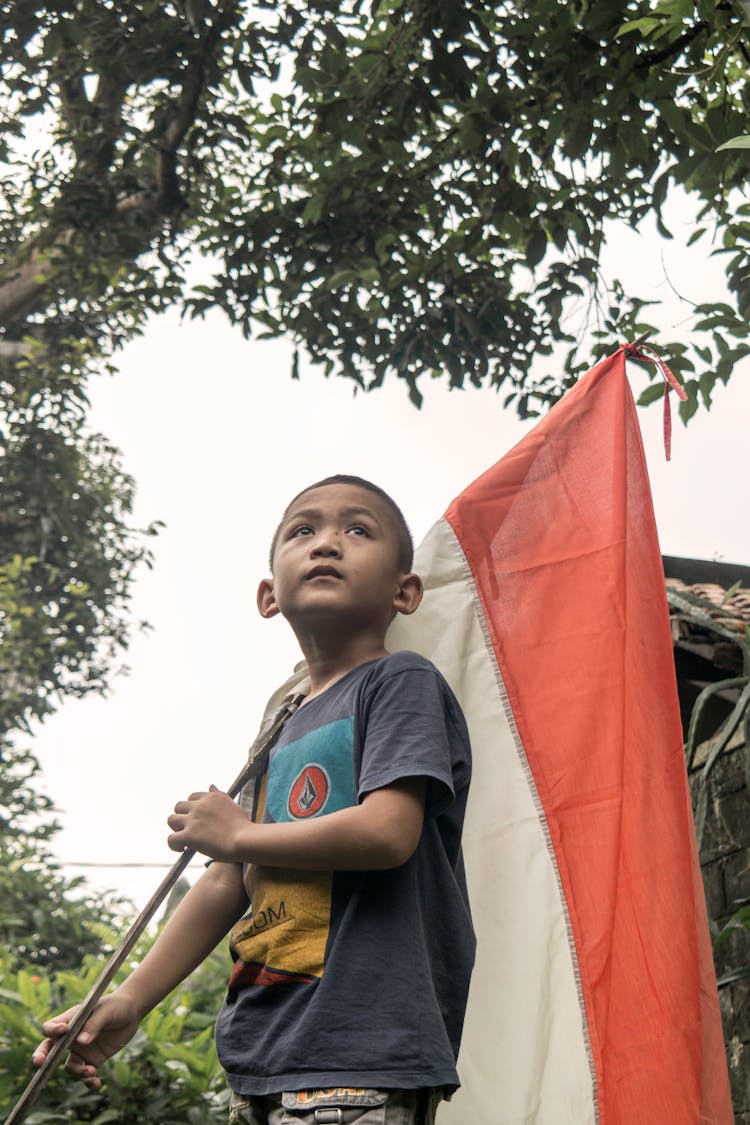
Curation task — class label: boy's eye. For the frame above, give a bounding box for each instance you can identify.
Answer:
[347,524,371,537]
[289,525,313,538]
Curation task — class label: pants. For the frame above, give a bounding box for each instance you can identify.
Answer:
[228,1087,442,1125]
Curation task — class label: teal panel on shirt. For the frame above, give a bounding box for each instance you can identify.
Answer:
[264,717,356,823]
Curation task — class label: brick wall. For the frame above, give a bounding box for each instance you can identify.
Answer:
[691,734,750,1120]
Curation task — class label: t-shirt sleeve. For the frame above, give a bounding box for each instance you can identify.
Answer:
[356,659,470,818]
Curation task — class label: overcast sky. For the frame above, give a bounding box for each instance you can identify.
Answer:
[27,204,750,913]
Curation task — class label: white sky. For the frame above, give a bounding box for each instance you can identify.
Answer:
[27,205,750,913]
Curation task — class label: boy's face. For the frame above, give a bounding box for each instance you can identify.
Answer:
[258,482,422,635]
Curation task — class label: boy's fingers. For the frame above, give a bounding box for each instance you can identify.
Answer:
[32,1037,55,1066]
[65,1050,101,1084]
[35,1003,105,1058]
[64,1051,89,1073]
[32,1040,102,1088]
[71,1001,119,1052]
[33,1015,72,1062]
[40,1004,82,1037]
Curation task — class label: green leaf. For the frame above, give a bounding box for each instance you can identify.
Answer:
[656,214,673,240]
[616,17,665,36]
[323,269,357,290]
[525,229,547,269]
[636,382,666,407]
[717,135,750,151]
[301,196,324,224]
[717,965,750,989]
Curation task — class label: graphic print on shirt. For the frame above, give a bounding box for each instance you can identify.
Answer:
[288,764,330,818]
[230,718,355,989]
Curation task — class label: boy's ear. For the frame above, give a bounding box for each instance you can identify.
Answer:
[257,579,280,619]
[392,573,423,617]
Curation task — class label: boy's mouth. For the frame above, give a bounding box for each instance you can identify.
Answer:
[306,565,343,580]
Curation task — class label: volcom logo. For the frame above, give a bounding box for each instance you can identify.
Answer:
[288,764,330,819]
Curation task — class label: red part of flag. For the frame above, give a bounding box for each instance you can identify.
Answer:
[440,347,730,1123]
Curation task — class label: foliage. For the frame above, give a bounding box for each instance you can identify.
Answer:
[192,0,750,414]
[672,583,750,995]
[0,395,159,750]
[0,742,230,1121]
[713,904,750,988]
[0,930,230,1123]
[2,0,750,735]
[668,584,750,847]
[0,745,126,973]
[1,1,749,413]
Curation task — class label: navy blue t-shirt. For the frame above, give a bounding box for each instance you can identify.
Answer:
[214,651,475,1095]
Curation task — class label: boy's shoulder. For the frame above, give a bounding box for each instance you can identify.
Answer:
[361,652,466,732]
[360,649,463,704]
[284,653,461,738]
[377,649,438,675]
[357,650,450,698]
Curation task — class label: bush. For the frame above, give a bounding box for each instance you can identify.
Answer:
[0,746,231,1122]
[0,931,230,1124]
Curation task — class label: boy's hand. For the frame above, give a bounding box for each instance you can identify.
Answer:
[167,785,250,862]
[172,779,427,871]
[32,992,141,1090]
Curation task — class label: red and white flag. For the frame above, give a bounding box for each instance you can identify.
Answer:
[387,346,731,1124]
[264,346,731,1122]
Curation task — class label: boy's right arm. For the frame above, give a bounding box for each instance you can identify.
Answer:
[32,860,248,1089]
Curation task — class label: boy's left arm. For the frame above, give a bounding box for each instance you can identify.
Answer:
[167,778,427,870]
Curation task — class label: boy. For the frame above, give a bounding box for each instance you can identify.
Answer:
[34,475,475,1125]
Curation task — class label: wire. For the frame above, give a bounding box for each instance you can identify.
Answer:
[56,860,204,869]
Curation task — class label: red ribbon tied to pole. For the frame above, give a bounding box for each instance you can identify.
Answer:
[624,340,688,461]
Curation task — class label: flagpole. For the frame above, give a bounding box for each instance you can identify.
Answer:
[4,694,304,1125]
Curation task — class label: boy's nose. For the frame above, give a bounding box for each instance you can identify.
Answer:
[310,533,342,558]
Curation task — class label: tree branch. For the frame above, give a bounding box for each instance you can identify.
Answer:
[634,21,710,70]
[153,0,241,211]
[51,23,89,134]
[0,1,243,325]
[52,18,128,179]
[0,339,33,362]
[0,230,75,326]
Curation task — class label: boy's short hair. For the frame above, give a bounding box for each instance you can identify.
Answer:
[269,475,414,573]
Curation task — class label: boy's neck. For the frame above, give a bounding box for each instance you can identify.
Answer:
[297,630,389,702]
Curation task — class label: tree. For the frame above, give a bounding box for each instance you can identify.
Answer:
[0,744,122,971]
[2,1,749,407]
[193,0,750,414]
[0,408,159,752]
[2,0,749,736]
